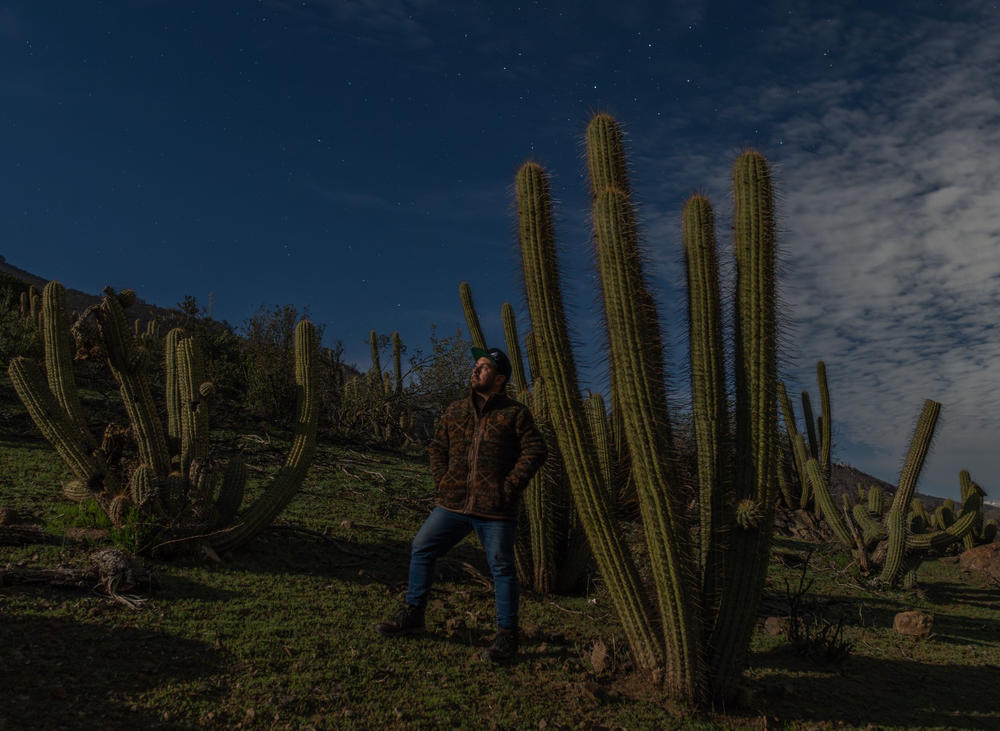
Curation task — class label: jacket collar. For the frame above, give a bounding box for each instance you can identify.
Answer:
[469,388,506,414]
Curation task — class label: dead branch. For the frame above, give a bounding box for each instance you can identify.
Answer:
[1,547,156,608]
[0,525,63,546]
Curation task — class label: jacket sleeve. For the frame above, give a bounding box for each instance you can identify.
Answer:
[504,406,548,494]
[428,408,451,488]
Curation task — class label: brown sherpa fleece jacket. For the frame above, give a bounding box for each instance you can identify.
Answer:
[428,390,547,520]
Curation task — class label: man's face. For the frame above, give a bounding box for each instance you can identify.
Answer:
[471,356,504,394]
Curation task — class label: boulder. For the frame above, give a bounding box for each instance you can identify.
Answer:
[958,543,1000,583]
[893,610,933,638]
[764,616,790,636]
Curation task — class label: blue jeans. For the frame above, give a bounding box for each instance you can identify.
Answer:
[406,506,519,630]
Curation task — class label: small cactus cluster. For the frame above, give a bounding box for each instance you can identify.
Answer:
[506,112,780,705]
[459,282,593,594]
[806,398,988,587]
[336,330,414,445]
[19,285,42,331]
[8,281,318,554]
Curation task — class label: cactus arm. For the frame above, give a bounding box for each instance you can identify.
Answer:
[8,357,104,489]
[165,327,185,453]
[459,281,487,351]
[516,160,662,674]
[879,508,907,584]
[806,458,854,547]
[905,508,978,550]
[177,336,210,476]
[95,291,171,476]
[959,470,986,547]
[214,457,247,527]
[523,380,558,593]
[211,320,318,553]
[586,113,632,199]
[852,503,886,545]
[585,391,614,496]
[887,400,941,515]
[682,193,728,607]
[801,392,819,460]
[41,282,97,451]
[817,362,832,480]
[501,302,529,394]
[778,381,809,507]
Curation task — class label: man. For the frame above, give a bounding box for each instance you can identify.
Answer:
[375,346,547,663]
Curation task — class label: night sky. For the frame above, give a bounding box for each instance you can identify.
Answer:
[3,1,999,500]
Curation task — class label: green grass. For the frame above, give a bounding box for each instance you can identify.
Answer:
[2,420,1000,729]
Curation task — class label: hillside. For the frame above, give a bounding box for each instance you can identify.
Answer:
[0,254,178,328]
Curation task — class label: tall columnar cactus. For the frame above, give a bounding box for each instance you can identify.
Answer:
[513,113,780,705]
[709,149,779,692]
[8,282,318,554]
[368,330,384,398]
[391,331,403,396]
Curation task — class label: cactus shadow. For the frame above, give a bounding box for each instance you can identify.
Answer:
[0,614,226,729]
[922,580,1000,612]
[224,524,496,592]
[749,649,1000,728]
[153,570,242,602]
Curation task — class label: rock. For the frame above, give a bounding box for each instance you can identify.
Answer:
[764,616,790,636]
[590,639,609,673]
[958,543,1000,583]
[893,610,933,638]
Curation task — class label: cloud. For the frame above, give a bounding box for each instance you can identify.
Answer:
[263,0,439,50]
[621,2,1000,497]
[764,3,1000,496]
[0,7,22,39]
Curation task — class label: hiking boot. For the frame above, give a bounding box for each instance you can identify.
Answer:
[375,603,425,636]
[485,627,519,663]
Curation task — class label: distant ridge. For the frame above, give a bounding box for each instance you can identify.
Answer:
[0,254,177,326]
[832,461,999,522]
